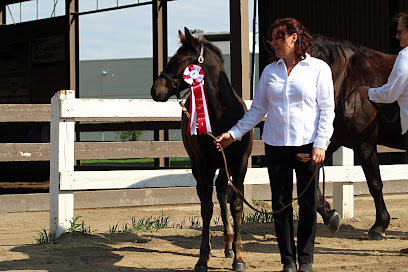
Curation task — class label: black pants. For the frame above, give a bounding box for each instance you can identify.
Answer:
[265,143,318,265]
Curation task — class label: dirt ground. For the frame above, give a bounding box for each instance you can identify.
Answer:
[1,194,408,272]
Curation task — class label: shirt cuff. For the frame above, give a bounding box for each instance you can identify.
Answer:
[313,137,330,150]
[228,128,242,141]
[368,88,379,102]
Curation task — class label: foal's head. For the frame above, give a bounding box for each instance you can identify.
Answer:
[151,27,205,102]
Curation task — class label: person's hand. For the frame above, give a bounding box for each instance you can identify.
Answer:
[311,147,326,165]
[215,132,234,151]
[357,86,370,98]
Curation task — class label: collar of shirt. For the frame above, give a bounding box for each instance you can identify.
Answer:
[276,53,312,67]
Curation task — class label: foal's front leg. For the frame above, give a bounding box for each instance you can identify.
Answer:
[215,170,235,258]
[194,163,216,272]
[229,163,247,271]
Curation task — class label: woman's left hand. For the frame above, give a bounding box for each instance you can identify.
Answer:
[311,147,326,165]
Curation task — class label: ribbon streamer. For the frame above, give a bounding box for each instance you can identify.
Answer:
[183,64,212,135]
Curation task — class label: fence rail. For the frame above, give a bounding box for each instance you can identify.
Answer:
[1,90,407,237]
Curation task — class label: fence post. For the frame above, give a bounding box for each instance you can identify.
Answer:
[332,146,354,218]
[49,90,75,238]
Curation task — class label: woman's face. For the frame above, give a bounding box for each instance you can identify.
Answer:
[396,20,408,48]
[270,27,297,60]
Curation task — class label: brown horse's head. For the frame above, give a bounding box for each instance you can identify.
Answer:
[151,27,203,102]
[262,37,279,64]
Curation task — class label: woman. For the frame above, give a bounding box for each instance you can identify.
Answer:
[216,18,335,272]
[357,12,408,256]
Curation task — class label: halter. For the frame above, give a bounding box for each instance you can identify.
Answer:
[159,44,205,100]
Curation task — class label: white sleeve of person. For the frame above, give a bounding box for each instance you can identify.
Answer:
[314,61,335,150]
[369,49,408,103]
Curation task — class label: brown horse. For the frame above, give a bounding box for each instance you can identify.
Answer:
[265,34,401,240]
[151,28,253,272]
[314,35,401,240]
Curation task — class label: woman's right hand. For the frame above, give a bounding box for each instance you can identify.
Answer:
[215,132,234,151]
[357,86,370,98]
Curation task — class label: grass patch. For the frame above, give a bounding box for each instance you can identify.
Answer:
[169,157,191,168]
[35,206,300,244]
[34,227,56,244]
[241,210,274,224]
[109,214,172,233]
[68,216,95,234]
[80,158,155,166]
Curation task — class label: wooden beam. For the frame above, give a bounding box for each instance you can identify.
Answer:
[0,104,50,122]
[76,121,181,131]
[1,140,404,162]
[0,140,264,162]
[66,0,79,96]
[0,4,5,26]
[152,0,168,80]
[49,91,75,238]
[0,143,50,161]
[257,0,271,74]
[229,0,250,100]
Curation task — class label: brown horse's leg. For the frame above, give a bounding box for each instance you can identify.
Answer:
[316,185,340,233]
[317,143,340,233]
[354,143,390,240]
[194,164,215,272]
[215,170,235,258]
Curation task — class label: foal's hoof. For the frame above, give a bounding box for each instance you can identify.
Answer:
[368,230,385,240]
[328,210,340,233]
[194,265,208,272]
[225,250,234,258]
[232,262,246,271]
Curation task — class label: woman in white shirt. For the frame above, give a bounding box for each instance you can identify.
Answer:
[357,12,408,256]
[216,18,335,272]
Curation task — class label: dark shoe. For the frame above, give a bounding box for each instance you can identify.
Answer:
[282,263,297,272]
[298,263,313,272]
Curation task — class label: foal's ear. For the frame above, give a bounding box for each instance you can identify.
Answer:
[263,37,274,55]
[263,37,278,63]
[179,30,186,43]
[184,27,200,50]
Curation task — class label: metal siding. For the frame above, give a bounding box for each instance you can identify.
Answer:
[259,0,390,51]
[0,17,67,104]
[399,1,408,12]
[258,0,401,71]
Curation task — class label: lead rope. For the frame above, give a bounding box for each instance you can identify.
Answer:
[178,99,325,215]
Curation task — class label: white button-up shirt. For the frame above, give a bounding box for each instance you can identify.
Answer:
[229,54,335,150]
[368,46,408,134]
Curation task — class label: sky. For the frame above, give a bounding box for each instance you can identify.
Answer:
[6,0,257,60]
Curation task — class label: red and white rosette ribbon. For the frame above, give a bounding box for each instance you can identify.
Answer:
[183,64,212,135]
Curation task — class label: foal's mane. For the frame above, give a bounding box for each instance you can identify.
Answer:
[201,39,225,65]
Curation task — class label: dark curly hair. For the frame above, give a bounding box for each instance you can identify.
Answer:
[267,18,313,63]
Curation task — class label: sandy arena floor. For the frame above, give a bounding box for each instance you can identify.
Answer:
[1,194,408,271]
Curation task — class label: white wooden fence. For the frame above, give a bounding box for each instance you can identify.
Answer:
[49,90,408,238]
